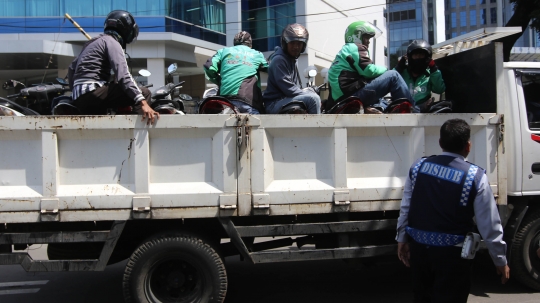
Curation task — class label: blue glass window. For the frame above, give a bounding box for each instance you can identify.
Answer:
[93,0,128,17]
[481,9,486,24]
[459,0,466,7]
[451,0,456,8]
[243,2,295,52]
[1,0,25,16]
[451,12,456,28]
[169,0,225,33]
[242,0,294,11]
[26,0,60,16]
[460,11,466,27]
[490,7,496,24]
[470,10,476,26]
[0,0,226,44]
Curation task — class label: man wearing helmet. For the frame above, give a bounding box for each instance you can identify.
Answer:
[263,23,321,114]
[395,39,446,112]
[326,21,413,113]
[204,31,268,114]
[68,10,159,124]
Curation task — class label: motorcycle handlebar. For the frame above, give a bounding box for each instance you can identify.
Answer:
[143,84,153,88]
[7,93,20,98]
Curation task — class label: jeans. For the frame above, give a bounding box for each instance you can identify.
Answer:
[265,92,321,114]
[230,100,260,115]
[353,70,413,107]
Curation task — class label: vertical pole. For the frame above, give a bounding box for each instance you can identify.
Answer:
[373,20,377,65]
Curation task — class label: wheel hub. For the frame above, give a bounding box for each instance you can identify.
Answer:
[149,259,201,301]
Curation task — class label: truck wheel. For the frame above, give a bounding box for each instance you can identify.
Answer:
[123,235,227,303]
[511,209,540,290]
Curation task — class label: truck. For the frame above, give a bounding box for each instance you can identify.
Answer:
[0,29,539,302]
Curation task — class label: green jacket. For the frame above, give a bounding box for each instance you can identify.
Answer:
[396,67,446,105]
[204,45,268,111]
[328,43,387,105]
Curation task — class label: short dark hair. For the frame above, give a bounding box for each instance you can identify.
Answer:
[440,119,470,153]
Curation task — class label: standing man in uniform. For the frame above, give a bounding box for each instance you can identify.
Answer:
[396,118,510,303]
[204,31,268,114]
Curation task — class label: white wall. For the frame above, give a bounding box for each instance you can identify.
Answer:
[299,0,388,85]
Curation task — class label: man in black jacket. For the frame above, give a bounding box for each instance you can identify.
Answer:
[263,23,321,114]
[68,10,159,124]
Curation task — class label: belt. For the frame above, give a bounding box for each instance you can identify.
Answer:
[406,226,465,247]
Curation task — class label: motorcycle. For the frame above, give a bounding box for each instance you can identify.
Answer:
[149,63,189,115]
[2,78,71,115]
[51,69,162,115]
[198,87,239,114]
[0,98,40,116]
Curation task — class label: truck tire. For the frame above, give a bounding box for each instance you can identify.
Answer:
[510,209,540,290]
[123,235,227,303]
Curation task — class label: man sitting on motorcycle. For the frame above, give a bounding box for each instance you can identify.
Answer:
[263,23,321,114]
[68,10,159,124]
[394,39,446,113]
[326,21,413,113]
[203,31,268,114]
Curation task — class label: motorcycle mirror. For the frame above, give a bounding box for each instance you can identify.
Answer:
[56,78,69,85]
[2,81,14,90]
[138,69,151,77]
[308,70,317,78]
[168,63,178,74]
[179,94,192,101]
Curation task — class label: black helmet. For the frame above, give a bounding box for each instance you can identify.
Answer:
[407,39,432,59]
[281,23,309,55]
[104,10,139,45]
[233,31,252,48]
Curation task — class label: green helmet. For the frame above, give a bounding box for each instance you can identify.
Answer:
[344,21,382,44]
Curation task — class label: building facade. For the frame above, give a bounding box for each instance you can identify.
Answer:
[386,0,432,68]
[444,0,503,40]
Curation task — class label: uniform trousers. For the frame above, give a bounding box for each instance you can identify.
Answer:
[410,240,473,303]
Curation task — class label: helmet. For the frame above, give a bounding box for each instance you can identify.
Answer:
[407,39,432,59]
[281,23,309,54]
[104,10,139,45]
[344,21,382,44]
[233,31,252,48]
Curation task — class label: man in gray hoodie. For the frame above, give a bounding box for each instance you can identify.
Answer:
[68,10,159,124]
[263,23,321,114]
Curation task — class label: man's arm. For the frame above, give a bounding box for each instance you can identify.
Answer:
[396,176,412,243]
[429,68,446,94]
[106,38,144,103]
[473,172,509,283]
[396,173,413,267]
[204,49,223,85]
[269,55,305,97]
[347,43,387,79]
[257,51,269,73]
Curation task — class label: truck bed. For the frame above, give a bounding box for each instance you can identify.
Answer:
[0,113,498,223]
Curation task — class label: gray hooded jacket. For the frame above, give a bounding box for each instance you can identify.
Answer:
[68,34,143,103]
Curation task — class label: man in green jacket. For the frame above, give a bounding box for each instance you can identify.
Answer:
[204,31,268,114]
[326,21,413,113]
[395,39,446,112]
